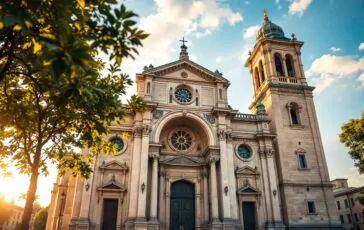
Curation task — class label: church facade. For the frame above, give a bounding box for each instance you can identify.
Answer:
[46,12,341,230]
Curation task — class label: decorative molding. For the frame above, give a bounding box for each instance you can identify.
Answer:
[237,184,261,196]
[142,125,151,136]
[133,127,143,137]
[99,160,129,173]
[235,166,260,176]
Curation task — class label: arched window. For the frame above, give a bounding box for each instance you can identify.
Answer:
[254,68,260,89]
[259,61,265,82]
[285,54,295,77]
[274,53,284,76]
[287,102,301,125]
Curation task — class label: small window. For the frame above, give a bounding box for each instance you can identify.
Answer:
[337,200,341,210]
[350,198,355,206]
[347,214,352,224]
[219,89,223,100]
[344,199,349,208]
[298,154,307,169]
[340,215,344,224]
[341,182,345,187]
[307,201,316,214]
[354,213,359,221]
[146,82,151,94]
[196,97,199,106]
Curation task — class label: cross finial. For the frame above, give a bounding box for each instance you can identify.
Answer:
[263,8,269,21]
[179,37,188,48]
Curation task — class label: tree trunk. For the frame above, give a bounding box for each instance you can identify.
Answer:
[20,154,40,230]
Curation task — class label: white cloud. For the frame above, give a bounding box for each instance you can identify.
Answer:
[288,0,312,16]
[358,73,364,86]
[329,46,342,53]
[119,0,243,97]
[305,54,364,92]
[359,42,364,51]
[243,25,260,40]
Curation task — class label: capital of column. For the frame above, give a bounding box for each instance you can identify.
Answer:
[133,126,143,137]
[142,125,151,136]
[226,131,233,142]
[149,152,160,159]
[208,155,220,164]
[217,129,226,141]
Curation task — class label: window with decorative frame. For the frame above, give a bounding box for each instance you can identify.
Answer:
[295,148,309,170]
[286,102,303,127]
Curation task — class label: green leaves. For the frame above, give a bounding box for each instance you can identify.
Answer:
[339,111,364,174]
[51,58,66,81]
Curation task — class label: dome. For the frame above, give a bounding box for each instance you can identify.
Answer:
[256,10,289,41]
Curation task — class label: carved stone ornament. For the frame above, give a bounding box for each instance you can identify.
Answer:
[153,110,164,119]
[204,114,216,124]
[217,129,226,141]
[265,148,275,157]
[142,125,151,136]
[225,131,233,142]
[208,155,220,164]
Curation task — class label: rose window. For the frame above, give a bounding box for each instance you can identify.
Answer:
[171,130,192,151]
[237,145,251,159]
[110,137,124,152]
[175,88,192,103]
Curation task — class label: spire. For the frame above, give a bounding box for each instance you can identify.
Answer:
[263,8,269,22]
[179,37,189,60]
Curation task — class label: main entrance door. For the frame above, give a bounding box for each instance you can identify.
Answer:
[170,181,195,230]
[102,199,118,230]
[242,202,256,230]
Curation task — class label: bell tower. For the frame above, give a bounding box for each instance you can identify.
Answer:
[245,10,341,228]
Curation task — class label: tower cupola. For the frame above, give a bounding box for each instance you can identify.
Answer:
[256,9,289,41]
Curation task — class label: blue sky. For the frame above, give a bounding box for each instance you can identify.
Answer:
[121,0,364,186]
[1,0,363,207]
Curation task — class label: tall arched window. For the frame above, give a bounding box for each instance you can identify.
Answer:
[259,61,265,82]
[274,53,284,76]
[287,102,301,125]
[285,54,295,77]
[254,68,260,89]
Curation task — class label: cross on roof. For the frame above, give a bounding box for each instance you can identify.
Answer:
[179,37,188,47]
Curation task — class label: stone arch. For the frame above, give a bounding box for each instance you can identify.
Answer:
[274,53,284,76]
[285,54,295,77]
[152,111,215,146]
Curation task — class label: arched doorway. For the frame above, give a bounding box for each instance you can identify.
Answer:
[170,180,195,230]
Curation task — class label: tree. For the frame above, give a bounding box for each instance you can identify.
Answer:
[0,196,14,229]
[33,207,48,230]
[339,111,364,174]
[0,0,148,229]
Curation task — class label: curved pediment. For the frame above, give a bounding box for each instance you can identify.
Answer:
[160,155,204,166]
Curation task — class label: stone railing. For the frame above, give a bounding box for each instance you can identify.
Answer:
[275,76,300,84]
[234,113,256,120]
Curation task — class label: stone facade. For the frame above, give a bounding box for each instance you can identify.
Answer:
[331,179,364,230]
[46,12,341,230]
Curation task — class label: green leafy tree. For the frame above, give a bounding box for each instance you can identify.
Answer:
[0,0,148,229]
[33,207,48,230]
[0,196,14,229]
[339,111,364,174]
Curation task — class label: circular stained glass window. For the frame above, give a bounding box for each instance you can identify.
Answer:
[171,130,192,151]
[175,88,192,103]
[237,145,251,159]
[110,137,124,152]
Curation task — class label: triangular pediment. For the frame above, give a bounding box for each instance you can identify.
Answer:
[160,155,203,166]
[100,160,129,172]
[98,176,127,192]
[237,185,260,195]
[143,59,229,84]
[235,166,259,175]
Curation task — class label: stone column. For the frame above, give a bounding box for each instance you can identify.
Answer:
[165,177,171,230]
[127,127,142,219]
[226,133,238,220]
[79,163,95,220]
[159,169,166,226]
[209,157,219,221]
[259,149,273,222]
[150,154,159,220]
[266,149,282,223]
[202,171,209,223]
[217,130,232,219]
[282,57,288,77]
[137,125,151,219]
